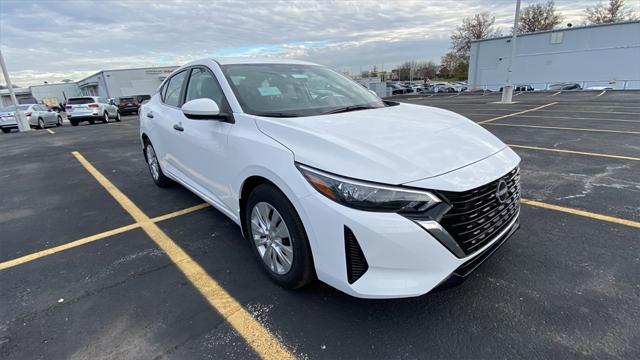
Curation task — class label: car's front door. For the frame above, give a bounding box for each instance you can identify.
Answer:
[169,66,234,212]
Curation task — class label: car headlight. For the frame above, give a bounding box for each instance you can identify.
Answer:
[297,164,441,214]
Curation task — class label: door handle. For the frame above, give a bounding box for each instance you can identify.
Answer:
[173,123,184,132]
[146,112,154,119]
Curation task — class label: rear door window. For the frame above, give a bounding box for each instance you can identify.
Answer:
[164,71,188,107]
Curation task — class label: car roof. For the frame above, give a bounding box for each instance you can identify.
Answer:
[211,57,319,66]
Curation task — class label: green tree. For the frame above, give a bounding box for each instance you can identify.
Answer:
[519,1,563,33]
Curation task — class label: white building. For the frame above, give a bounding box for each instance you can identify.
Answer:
[77,66,178,98]
[468,21,640,90]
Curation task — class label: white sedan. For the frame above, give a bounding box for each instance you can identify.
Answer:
[0,104,63,133]
[139,58,521,298]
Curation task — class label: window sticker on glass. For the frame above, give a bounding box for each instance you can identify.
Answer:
[257,86,282,96]
[291,74,308,79]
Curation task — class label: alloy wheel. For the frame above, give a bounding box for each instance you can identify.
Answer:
[250,202,294,275]
[146,145,160,181]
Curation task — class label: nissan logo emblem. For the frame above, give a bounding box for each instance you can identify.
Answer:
[496,179,509,203]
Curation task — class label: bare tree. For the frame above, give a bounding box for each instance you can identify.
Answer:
[414,61,438,81]
[439,52,468,79]
[585,0,639,24]
[519,1,563,33]
[450,12,502,58]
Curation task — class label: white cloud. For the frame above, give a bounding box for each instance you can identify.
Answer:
[0,0,629,86]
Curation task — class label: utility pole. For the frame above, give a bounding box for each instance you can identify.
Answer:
[0,49,30,132]
[500,0,521,104]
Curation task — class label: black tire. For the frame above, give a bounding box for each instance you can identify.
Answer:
[244,184,316,289]
[143,140,173,187]
[2,128,11,133]
[88,119,95,125]
[102,112,109,123]
[38,118,45,129]
[70,119,79,126]
[115,111,121,122]
[56,116,63,126]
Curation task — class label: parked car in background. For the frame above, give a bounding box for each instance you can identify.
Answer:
[387,83,407,95]
[135,94,151,104]
[0,104,63,133]
[65,96,120,126]
[117,96,140,115]
[585,86,613,90]
[499,84,534,92]
[139,58,521,298]
[549,82,582,91]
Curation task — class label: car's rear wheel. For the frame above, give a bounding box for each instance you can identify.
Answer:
[115,111,121,122]
[88,119,95,125]
[2,128,11,133]
[38,118,45,129]
[102,112,109,123]
[70,119,78,126]
[144,140,173,187]
[244,184,315,289]
[56,116,63,126]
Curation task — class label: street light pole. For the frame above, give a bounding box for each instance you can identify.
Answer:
[0,49,30,132]
[500,0,521,104]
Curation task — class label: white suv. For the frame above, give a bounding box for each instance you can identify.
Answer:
[66,96,120,126]
[139,58,521,299]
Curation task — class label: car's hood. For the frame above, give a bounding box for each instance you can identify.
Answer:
[253,103,507,185]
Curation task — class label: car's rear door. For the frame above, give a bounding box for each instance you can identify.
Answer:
[148,69,189,179]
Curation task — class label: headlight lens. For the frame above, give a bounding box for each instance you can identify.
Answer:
[297,164,440,213]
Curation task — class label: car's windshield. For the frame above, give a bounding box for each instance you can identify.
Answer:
[1,105,30,112]
[220,63,385,117]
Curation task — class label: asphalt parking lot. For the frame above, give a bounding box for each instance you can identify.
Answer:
[1,91,639,359]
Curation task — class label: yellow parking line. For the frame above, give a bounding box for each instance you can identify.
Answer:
[522,199,640,229]
[151,203,210,222]
[0,223,140,271]
[597,90,607,97]
[484,123,640,135]
[46,129,55,134]
[463,113,640,124]
[71,151,293,360]
[508,144,640,161]
[478,102,558,124]
[0,203,209,271]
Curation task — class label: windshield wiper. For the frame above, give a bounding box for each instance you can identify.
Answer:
[323,105,379,115]
[253,112,300,118]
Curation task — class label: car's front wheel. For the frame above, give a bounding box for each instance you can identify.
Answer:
[244,184,315,289]
[56,116,63,126]
[144,140,173,187]
[115,111,121,122]
[1,128,11,133]
[38,118,45,129]
[102,112,109,123]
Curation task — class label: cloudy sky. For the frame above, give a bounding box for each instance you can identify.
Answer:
[0,0,633,86]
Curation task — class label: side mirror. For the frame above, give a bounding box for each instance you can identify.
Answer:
[182,98,223,120]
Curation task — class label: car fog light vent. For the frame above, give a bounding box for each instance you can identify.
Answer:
[344,226,368,284]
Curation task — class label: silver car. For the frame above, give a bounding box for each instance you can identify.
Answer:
[65,96,120,126]
[0,104,63,133]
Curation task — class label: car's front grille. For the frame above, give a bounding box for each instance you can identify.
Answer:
[438,167,520,255]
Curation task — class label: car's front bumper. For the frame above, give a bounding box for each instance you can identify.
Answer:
[299,189,520,299]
